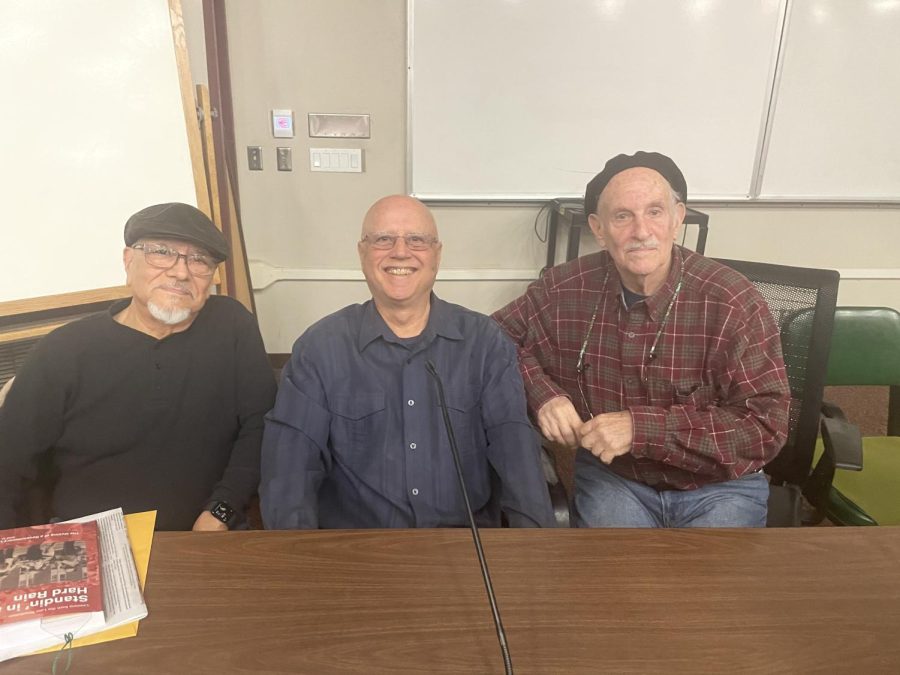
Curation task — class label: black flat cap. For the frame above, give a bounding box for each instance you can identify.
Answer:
[124,203,230,261]
[584,151,687,215]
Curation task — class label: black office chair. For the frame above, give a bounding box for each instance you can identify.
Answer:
[541,258,840,527]
[714,259,840,526]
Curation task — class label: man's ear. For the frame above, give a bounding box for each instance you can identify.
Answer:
[588,212,606,248]
[433,241,443,269]
[672,201,686,240]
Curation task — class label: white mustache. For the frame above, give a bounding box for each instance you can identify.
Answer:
[161,284,193,297]
[624,239,660,252]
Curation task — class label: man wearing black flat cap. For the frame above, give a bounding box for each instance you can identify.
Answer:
[0,203,276,531]
[494,152,790,527]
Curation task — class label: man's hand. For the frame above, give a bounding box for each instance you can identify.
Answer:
[536,396,584,449]
[579,411,634,464]
[192,511,228,532]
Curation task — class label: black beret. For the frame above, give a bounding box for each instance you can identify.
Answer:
[124,203,230,262]
[584,151,687,215]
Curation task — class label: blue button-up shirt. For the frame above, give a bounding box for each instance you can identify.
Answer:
[260,296,554,529]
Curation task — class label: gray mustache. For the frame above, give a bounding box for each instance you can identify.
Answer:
[624,239,660,252]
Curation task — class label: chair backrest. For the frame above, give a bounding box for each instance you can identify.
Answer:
[714,259,840,487]
[827,307,900,436]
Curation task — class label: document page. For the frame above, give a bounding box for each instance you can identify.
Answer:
[67,509,147,626]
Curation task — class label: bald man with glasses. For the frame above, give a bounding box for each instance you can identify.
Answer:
[260,195,554,530]
[0,203,276,531]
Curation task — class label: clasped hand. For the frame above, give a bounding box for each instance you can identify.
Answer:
[537,396,633,464]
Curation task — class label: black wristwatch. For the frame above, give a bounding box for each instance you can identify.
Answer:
[209,501,237,528]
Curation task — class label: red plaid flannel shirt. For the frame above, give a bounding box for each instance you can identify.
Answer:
[493,247,790,490]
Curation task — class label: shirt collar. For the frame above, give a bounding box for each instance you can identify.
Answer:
[604,245,685,322]
[357,293,463,352]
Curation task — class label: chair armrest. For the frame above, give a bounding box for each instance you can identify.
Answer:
[820,404,863,471]
[802,402,863,514]
[820,400,848,422]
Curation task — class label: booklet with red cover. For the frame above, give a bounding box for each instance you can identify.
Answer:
[0,520,104,657]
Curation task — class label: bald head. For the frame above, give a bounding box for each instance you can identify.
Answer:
[361,195,438,240]
[358,195,442,318]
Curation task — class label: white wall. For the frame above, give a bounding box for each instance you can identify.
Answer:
[218,0,899,354]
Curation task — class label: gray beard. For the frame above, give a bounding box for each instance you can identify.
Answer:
[148,300,191,326]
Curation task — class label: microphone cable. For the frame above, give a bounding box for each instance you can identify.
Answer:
[425,359,513,675]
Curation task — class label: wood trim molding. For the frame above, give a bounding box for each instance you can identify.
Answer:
[169,0,211,216]
[202,0,256,314]
[0,286,130,319]
[1,321,72,344]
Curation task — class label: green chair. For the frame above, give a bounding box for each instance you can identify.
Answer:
[817,307,900,526]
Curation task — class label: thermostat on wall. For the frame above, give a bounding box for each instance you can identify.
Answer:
[271,109,294,138]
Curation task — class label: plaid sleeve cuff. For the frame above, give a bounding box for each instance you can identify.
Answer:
[523,375,571,419]
[629,406,667,459]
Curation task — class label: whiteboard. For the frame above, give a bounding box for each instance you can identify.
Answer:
[759,0,900,200]
[409,0,785,200]
[0,0,197,303]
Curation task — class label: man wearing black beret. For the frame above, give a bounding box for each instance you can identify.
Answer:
[494,152,791,527]
[0,203,276,531]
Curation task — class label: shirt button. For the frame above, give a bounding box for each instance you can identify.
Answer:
[409,442,417,450]
[411,488,419,496]
[408,399,415,406]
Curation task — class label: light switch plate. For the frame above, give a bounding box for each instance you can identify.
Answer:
[247,146,262,171]
[309,148,363,173]
[276,147,292,171]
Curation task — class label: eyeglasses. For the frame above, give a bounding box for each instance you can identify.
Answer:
[361,233,439,251]
[131,243,217,277]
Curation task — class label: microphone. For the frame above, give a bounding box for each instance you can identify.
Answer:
[425,359,513,675]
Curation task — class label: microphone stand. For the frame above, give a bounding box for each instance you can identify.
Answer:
[425,360,513,675]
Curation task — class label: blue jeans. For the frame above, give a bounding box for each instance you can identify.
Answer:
[573,449,769,528]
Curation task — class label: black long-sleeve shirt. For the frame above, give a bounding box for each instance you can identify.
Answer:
[0,295,276,530]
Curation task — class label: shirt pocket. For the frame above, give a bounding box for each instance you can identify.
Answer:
[438,387,485,456]
[645,378,718,411]
[329,392,386,452]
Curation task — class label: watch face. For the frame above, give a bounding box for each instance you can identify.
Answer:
[212,502,235,524]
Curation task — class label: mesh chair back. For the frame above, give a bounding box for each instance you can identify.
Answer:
[714,259,840,487]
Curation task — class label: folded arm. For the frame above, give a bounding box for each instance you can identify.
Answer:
[629,309,790,481]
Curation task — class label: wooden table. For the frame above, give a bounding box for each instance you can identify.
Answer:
[3,528,900,674]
